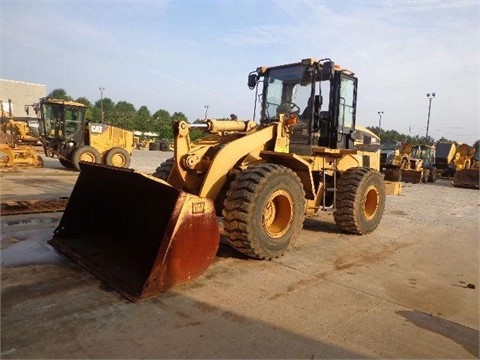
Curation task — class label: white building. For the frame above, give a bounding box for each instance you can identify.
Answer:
[0,79,46,118]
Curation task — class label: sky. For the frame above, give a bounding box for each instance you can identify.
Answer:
[1,0,479,144]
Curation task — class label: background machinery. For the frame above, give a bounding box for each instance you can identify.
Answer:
[26,98,134,170]
[453,140,479,189]
[435,141,457,176]
[403,144,437,183]
[382,141,412,182]
[380,140,410,170]
[48,58,386,301]
[0,99,43,168]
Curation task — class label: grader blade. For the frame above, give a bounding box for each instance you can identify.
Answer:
[0,144,43,168]
[453,169,479,189]
[49,162,220,302]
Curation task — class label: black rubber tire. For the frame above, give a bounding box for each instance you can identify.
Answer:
[222,163,305,260]
[152,158,174,180]
[105,147,131,168]
[72,146,101,171]
[35,155,44,168]
[333,167,386,235]
[428,166,437,183]
[149,142,160,151]
[422,169,428,184]
[59,158,74,168]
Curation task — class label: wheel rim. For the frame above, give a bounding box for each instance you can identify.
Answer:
[79,152,96,163]
[363,185,379,220]
[262,189,293,238]
[111,153,126,167]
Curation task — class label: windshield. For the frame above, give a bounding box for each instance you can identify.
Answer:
[381,141,400,151]
[42,103,84,139]
[261,64,312,121]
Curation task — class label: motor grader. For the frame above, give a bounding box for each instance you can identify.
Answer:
[0,99,43,168]
[49,58,386,301]
[25,98,134,170]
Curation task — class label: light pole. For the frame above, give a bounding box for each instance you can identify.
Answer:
[204,105,209,120]
[377,111,384,131]
[99,86,105,123]
[426,93,435,141]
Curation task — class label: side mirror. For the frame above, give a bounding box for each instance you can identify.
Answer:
[248,72,258,89]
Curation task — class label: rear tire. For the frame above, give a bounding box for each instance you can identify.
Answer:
[72,146,101,171]
[334,167,386,235]
[105,147,131,168]
[223,163,305,260]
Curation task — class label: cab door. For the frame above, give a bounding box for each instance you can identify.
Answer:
[336,74,357,149]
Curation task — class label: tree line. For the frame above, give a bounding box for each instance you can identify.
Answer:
[366,126,455,146]
[49,88,456,145]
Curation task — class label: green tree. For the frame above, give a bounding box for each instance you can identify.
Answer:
[112,101,137,129]
[171,111,187,122]
[75,97,93,119]
[367,126,436,145]
[135,105,151,133]
[152,109,172,138]
[47,88,72,100]
[75,97,91,108]
[93,98,115,122]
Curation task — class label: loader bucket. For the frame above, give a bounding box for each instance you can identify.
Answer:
[400,169,423,184]
[453,169,480,189]
[48,162,220,302]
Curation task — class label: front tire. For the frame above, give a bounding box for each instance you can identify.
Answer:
[334,167,386,235]
[223,163,305,260]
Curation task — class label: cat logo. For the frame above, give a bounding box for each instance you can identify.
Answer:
[192,202,205,214]
[90,124,104,133]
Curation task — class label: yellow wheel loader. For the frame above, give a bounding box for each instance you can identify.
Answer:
[49,58,386,301]
[453,140,479,189]
[382,142,413,182]
[25,98,134,171]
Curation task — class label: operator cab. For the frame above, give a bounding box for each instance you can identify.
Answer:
[249,58,360,155]
[30,98,87,157]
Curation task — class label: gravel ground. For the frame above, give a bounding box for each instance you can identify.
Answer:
[1,147,479,359]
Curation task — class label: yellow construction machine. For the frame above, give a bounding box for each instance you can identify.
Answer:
[453,140,479,189]
[0,99,43,168]
[25,98,134,170]
[49,58,386,301]
[380,140,411,171]
[396,144,438,184]
[435,141,457,176]
[382,142,413,182]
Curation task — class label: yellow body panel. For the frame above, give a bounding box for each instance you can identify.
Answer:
[88,123,134,158]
